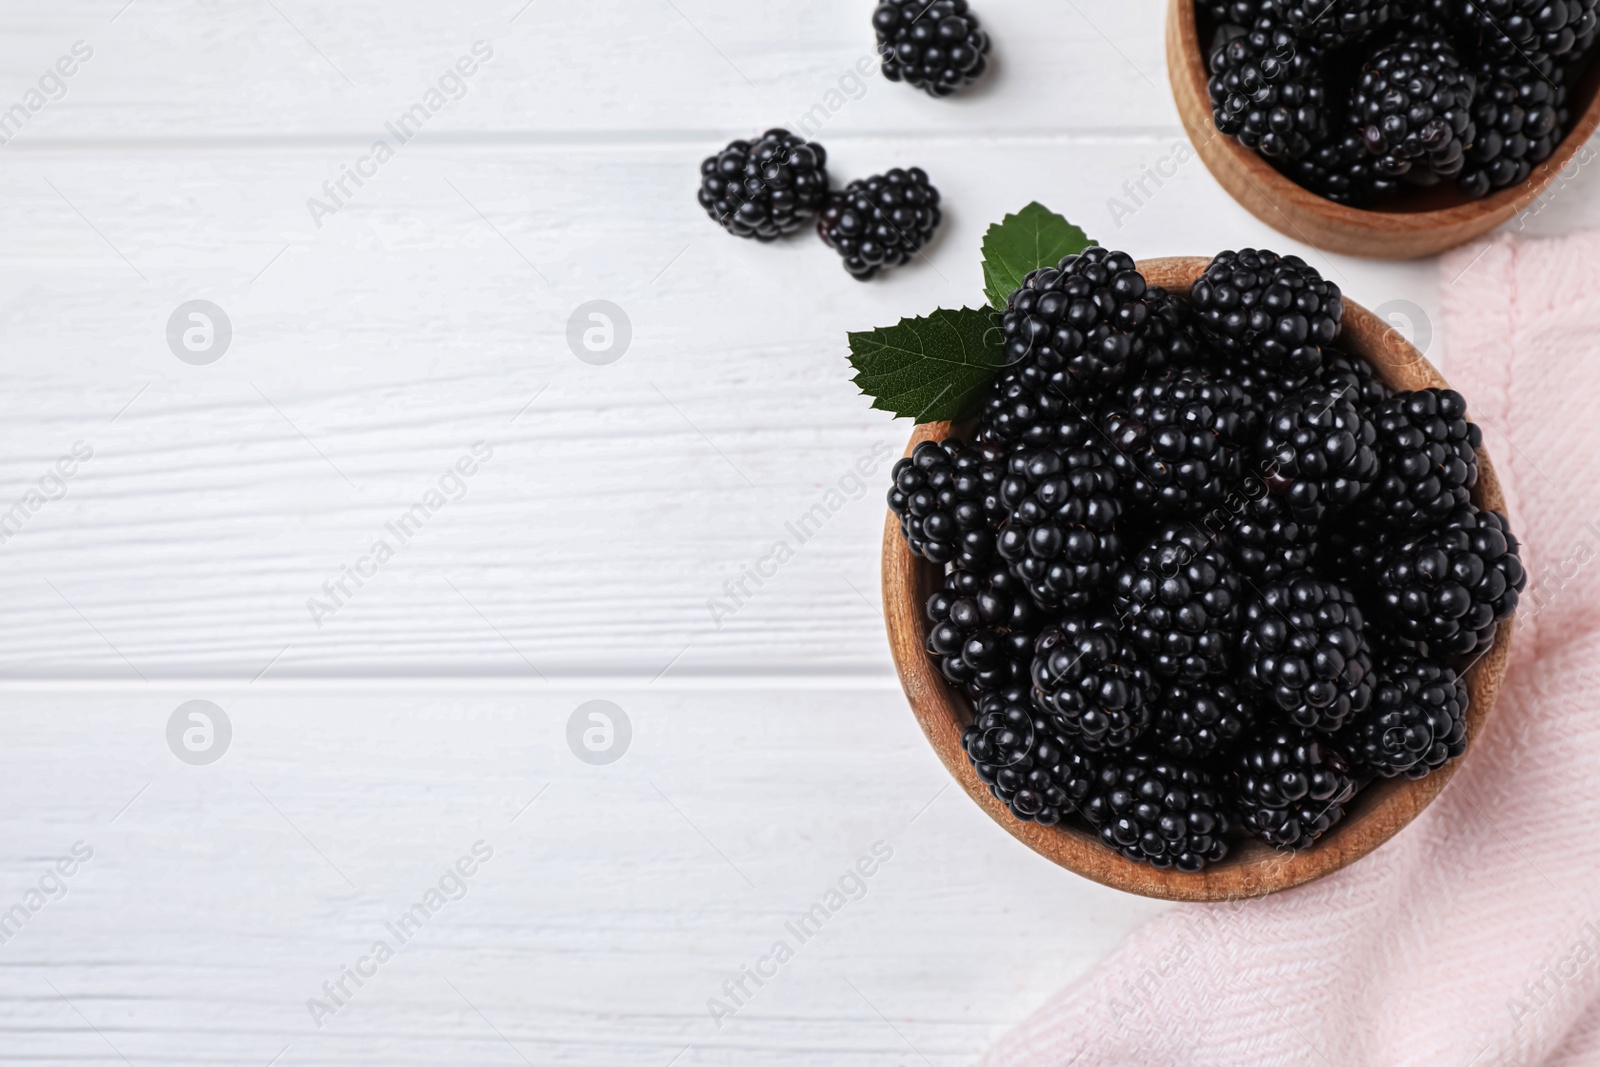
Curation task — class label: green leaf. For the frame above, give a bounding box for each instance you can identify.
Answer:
[847,307,1007,423]
[981,202,1094,311]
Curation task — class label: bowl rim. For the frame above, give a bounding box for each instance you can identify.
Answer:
[1166,0,1600,259]
[879,256,1515,902]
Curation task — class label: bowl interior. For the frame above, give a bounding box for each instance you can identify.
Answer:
[881,257,1514,901]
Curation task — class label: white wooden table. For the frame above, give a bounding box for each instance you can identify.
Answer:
[2,2,1595,1063]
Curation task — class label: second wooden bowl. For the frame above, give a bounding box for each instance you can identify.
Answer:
[1167,0,1600,259]
[881,257,1514,901]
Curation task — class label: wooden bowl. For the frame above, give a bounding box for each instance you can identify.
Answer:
[881,257,1514,901]
[1166,0,1600,259]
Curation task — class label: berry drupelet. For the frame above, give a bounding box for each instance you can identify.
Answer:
[818,168,941,280]
[1237,573,1374,733]
[1103,371,1254,516]
[1112,524,1244,682]
[1149,679,1258,759]
[1254,387,1380,524]
[698,129,829,240]
[962,686,1097,825]
[1207,18,1330,161]
[1190,249,1344,376]
[925,567,1039,699]
[1032,615,1157,751]
[1364,388,1481,530]
[1352,33,1478,181]
[887,438,1004,568]
[1342,650,1469,779]
[873,0,991,97]
[1373,505,1526,656]
[1000,248,1152,398]
[997,446,1125,609]
[1080,751,1232,871]
[1232,725,1358,850]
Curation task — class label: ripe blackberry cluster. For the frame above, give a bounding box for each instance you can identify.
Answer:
[1199,0,1595,204]
[891,249,1526,871]
[697,130,943,280]
[873,0,991,97]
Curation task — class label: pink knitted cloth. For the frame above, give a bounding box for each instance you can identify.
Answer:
[983,230,1600,1067]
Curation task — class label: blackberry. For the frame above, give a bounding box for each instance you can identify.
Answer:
[1190,249,1343,375]
[873,0,991,98]
[1103,371,1254,516]
[997,446,1124,608]
[1342,650,1468,778]
[1317,346,1393,408]
[1215,355,1303,412]
[926,567,1040,699]
[1254,387,1379,524]
[1080,751,1232,871]
[1207,19,1330,161]
[1139,287,1207,376]
[697,129,829,240]
[1316,510,1389,578]
[1352,34,1477,181]
[1233,725,1356,850]
[1149,679,1257,759]
[1270,0,1396,48]
[1032,616,1156,751]
[1278,127,1401,206]
[1205,0,1276,26]
[818,168,941,280]
[1459,60,1568,198]
[1237,573,1374,732]
[1000,248,1152,398]
[1225,492,1317,580]
[1373,506,1526,656]
[962,686,1097,825]
[1113,524,1244,682]
[887,438,1004,567]
[1437,0,1598,65]
[1363,389,1481,530]
[978,370,1102,450]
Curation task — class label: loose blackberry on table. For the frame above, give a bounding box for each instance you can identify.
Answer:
[878,246,1520,873]
[697,129,829,240]
[873,0,991,97]
[818,168,942,280]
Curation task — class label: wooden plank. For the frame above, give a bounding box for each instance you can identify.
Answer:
[0,686,1168,1065]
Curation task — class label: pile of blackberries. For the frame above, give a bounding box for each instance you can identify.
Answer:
[1201,0,1593,203]
[697,129,942,280]
[889,247,1526,871]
